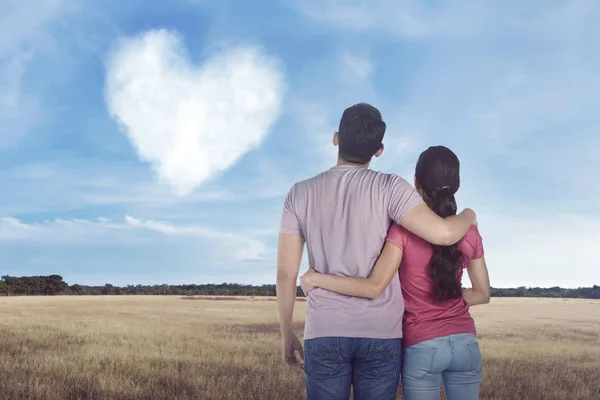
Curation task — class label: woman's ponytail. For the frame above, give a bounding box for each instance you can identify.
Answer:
[415,147,464,303]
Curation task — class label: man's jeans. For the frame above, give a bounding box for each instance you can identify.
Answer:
[304,337,402,400]
[401,333,482,400]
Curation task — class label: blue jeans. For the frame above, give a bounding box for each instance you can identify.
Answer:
[304,337,402,400]
[401,333,482,400]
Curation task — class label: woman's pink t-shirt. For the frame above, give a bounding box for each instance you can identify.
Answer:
[386,224,484,348]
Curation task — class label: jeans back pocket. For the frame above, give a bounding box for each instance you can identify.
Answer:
[364,338,402,378]
[304,338,344,378]
[402,345,437,380]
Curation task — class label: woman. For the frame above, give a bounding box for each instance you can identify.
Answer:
[300,145,490,400]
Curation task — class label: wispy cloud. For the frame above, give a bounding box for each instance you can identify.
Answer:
[0,0,73,145]
[104,29,285,196]
[0,157,299,218]
[0,215,271,262]
[289,0,431,37]
[338,51,373,81]
[124,215,270,261]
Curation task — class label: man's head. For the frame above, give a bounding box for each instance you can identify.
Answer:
[334,103,386,165]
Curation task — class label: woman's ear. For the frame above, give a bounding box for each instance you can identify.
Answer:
[414,175,420,190]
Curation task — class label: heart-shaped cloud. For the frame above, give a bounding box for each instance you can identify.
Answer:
[104,29,284,196]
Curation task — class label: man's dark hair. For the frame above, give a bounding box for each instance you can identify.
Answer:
[337,103,386,165]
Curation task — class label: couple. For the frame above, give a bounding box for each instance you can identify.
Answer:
[276,103,490,400]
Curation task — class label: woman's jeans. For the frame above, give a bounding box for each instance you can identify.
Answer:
[401,333,482,400]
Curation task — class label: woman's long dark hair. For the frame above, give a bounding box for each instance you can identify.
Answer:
[415,146,463,303]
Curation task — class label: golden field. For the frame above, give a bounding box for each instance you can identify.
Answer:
[0,296,598,400]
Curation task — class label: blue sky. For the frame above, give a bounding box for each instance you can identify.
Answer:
[1,0,598,288]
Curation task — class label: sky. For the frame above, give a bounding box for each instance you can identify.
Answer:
[0,0,598,288]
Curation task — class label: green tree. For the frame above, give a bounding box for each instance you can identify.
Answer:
[70,284,86,295]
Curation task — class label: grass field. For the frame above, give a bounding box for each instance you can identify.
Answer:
[0,296,598,400]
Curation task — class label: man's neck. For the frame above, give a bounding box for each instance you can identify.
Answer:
[336,157,370,168]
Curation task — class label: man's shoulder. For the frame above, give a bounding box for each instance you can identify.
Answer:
[367,169,411,187]
[285,171,326,196]
[286,169,412,193]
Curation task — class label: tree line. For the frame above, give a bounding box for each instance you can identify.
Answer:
[0,275,599,299]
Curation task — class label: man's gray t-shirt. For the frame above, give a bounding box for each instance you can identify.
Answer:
[279,164,424,340]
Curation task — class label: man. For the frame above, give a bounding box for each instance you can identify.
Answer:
[277,103,476,400]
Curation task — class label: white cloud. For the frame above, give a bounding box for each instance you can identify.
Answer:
[0,217,37,239]
[124,215,178,234]
[104,29,285,196]
[290,0,430,37]
[0,215,271,262]
[476,213,599,288]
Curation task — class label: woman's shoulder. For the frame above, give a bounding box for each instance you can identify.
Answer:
[387,223,431,251]
[388,222,416,237]
[386,223,411,248]
[463,225,482,241]
[459,225,484,259]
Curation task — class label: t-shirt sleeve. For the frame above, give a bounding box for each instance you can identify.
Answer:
[279,185,304,237]
[462,226,484,260]
[386,223,409,250]
[387,174,425,224]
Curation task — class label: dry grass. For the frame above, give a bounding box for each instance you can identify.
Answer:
[0,296,598,400]
[181,296,306,302]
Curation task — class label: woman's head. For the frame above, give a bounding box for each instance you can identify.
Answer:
[414,146,464,303]
[414,146,460,216]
